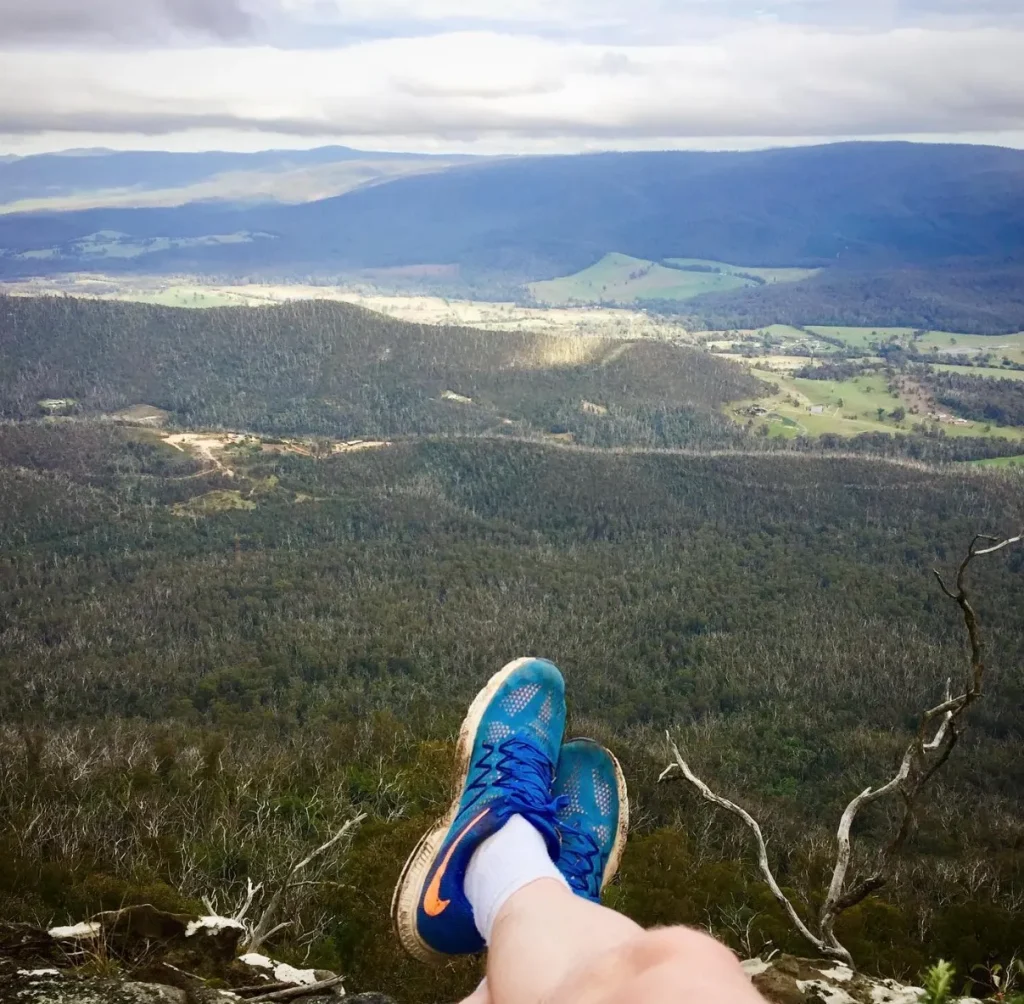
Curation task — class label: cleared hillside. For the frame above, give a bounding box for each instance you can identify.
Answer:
[530,253,818,306]
[0,146,470,212]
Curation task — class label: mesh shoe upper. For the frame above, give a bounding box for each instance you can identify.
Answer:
[413,658,567,956]
[553,738,624,903]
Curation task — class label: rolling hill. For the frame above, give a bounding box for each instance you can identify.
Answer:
[529,253,818,306]
[2,142,1022,276]
[0,295,758,446]
[0,146,471,213]
[1,142,1023,329]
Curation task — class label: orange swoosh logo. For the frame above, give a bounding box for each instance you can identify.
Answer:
[423,807,490,917]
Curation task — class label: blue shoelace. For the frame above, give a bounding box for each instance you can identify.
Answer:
[557,821,601,896]
[489,735,567,831]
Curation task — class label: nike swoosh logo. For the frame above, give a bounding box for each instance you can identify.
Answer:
[423,807,491,917]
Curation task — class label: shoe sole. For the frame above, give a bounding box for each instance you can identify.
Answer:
[391,657,539,964]
[599,744,630,892]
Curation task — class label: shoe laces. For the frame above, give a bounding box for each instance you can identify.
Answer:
[556,820,601,896]
[491,735,566,827]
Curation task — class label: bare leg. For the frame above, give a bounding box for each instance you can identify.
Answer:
[485,879,763,1004]
[458,978,492,1004]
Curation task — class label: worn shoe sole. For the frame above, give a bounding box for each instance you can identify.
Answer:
[597,742,630,892]
[390,657,539,964]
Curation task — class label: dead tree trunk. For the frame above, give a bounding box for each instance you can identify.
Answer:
[204,814,367,956]
[660,530,1022,968]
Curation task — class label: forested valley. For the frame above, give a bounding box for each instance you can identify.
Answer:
[1,296,1023,1002]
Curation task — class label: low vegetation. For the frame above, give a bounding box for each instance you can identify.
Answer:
[1,424,1023,1001]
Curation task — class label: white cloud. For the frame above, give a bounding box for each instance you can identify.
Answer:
[0,0,255,41]
[1,24,1022,154]
[1,0,1023,154]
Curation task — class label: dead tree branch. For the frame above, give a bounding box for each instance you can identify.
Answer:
[245,975,344,1002]
[660,743,848,963]
[661,529,1021,968]
[241,814,367,954]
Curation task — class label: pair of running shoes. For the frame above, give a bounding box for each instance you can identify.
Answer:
[392,657,629,962]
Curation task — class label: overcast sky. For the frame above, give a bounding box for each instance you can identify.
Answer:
[2,0,1023,156]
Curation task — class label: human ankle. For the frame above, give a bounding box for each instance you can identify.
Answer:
[464,815,569,943]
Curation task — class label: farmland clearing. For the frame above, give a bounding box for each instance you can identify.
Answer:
[529,253,817,306]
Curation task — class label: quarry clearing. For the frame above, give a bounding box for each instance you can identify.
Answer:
[162,431,391,477]
[165,432,243,477]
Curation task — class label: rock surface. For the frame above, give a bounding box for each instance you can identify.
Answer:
[0,921,983,1004]
[0,908,358,1004]
[0,963,188,1004]
[744,955,983,1004]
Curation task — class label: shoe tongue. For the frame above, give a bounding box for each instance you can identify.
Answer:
[493,736,562,859]
[515,806,562,861]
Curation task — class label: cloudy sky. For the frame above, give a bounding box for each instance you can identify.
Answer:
[2,0,1023,156]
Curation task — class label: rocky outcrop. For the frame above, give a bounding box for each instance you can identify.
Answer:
[0,907,398,1004]
[1,962,187,1004]
[0,916,981,1004]
[743,955,982,1004]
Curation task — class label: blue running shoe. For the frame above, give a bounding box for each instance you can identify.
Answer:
[553,739,629,903]
[391,658,567,962]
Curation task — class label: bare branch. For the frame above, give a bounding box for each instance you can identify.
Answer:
[243,814,366,954]
[923,681,953,752]
[246,975,344,1003]
[661,735,853,966]
[971,530,1022,557]
[234,878,263,924]
[663,529,1021,970]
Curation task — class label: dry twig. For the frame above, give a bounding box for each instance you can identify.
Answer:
[246,975,344,1002]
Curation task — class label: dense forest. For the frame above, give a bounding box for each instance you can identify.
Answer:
[1,421,1022,1001]
[652,265,1024,336]
[6,296,1024,466]
[0,296,757,447]
[927,371,1024,427]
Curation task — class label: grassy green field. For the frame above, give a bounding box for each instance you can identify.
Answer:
[931,364,1024,381]
[530,253,750,305]
[807,326,1024,363]
[529,253,816,306]
[666,258,820,283]
[915,331,1024,365]
[972,454,1024,468]
[734,370,1024,441]
[807,326,923,348]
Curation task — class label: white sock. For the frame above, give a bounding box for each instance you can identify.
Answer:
[464,814,569,943]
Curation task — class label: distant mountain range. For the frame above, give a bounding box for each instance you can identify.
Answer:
[1,141,1022,330]
[0,145,472,213]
